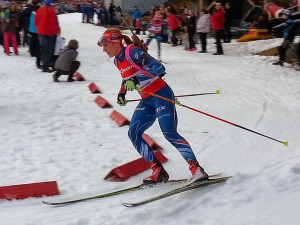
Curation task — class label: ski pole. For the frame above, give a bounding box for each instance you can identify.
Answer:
[115,6,147,52]
[127,90,220,102]
[138,89,288,147]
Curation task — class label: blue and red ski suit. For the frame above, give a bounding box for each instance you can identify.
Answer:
[114,45,198,163]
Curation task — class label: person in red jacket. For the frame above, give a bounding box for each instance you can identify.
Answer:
[35,0,60,72]
[211,2,225,55]
[166,10,179,46]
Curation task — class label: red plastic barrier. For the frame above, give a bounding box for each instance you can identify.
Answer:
[94,96,112,108]
[109,110,130,127]
[73,72,85,81]
[104,151,168,181]
[142,133,163,151]
[0,181,60,200]
[88,82,101,94]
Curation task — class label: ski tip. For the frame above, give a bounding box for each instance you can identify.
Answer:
[122,203,134,208]
[282,141,288,147]
[216,90,221,94]
[42,201,53,205]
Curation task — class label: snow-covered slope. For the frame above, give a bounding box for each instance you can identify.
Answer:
[1,13,300,225]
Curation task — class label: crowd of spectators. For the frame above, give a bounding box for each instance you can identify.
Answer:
[0,0,80,81]
[0,1,299,71]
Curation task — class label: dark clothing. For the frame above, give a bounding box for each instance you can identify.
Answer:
[55,61,80,81]
[198,32,207,52]
[214,30,224,54]
[224,8,232,42]
[108,4,115,25]
[29,32,41,67]
[186,14,196,49]
[296,40,300,63]
[7,11,19,35]
[38,34,56,69]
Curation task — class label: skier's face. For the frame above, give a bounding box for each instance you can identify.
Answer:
[102,42,120,58]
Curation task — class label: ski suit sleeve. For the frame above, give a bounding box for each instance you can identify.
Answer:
[129,48,166,76]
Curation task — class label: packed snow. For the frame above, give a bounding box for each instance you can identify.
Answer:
[1,13,300,225]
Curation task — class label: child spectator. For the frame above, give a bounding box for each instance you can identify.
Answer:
[53,28,65,65]
[196,9,211,53]
[53,39,80,82]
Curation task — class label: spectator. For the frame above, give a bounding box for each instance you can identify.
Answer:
[29,3,41,68]
[80,2,87,23]
[148,5,157,19]
[0,1,11,51]
[53,39,80,82]
[140,18,148,35]
[53,28,65,64]
[21,2,33,46]
[108,3,115,25]
[196,9,211,53]
[129,6,141,34]
[211,2,225,55]
[35,0,60,72]
[3,2,19,56]
[273,10,296,66]
[146,11,166,60]
[186,9,196,51]
[166,10,179,46]
[296,38,300,70]
[223,2,232,43]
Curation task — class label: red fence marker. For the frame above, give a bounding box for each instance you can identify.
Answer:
[104,151,168,181]
[88,82,101,94]
[0,181,60,200]
[109,110,130,127]
[94,96,112,108]
[73,72,85,81]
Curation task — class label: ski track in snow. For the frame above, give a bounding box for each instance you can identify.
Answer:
[1,13,300,225]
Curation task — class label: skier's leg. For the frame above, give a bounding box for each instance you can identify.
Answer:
[128,100,156,163]
[129,100,169,182]
[154,85,197,162]
[155,85,208,183]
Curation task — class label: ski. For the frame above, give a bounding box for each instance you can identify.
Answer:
[122,176,232,207]
[42,173,222,206]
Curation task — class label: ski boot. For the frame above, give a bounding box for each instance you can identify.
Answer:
[187,160,208,184]
[143,160,169,184]
[273,60,283,66]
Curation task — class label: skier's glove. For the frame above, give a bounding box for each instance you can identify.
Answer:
[125,77,139,91]
[117,93,127,106]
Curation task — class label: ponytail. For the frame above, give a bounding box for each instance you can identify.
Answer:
[123,35,133,46]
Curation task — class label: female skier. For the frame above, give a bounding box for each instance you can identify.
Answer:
[97,28,208,184]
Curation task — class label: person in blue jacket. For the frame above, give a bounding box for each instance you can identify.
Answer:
[129,6,141,34]
[273,9,296,66]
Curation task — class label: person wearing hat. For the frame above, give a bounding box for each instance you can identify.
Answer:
[97,28,209,184]
[273,9,296,66]
[35,0,60,72]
